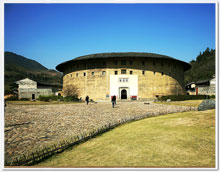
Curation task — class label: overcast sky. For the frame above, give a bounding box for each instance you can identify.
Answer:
[4,3,215,70]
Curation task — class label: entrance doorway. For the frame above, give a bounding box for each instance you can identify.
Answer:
[32,94,35,100]
[121,89,127,99]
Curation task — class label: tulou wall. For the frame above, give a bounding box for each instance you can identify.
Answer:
[61,57,186,101]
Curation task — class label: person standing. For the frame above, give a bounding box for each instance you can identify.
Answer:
[111,95,116,108]
[85,95,89,105]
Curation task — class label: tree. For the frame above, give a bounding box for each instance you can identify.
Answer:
[63,85,79,98]
[184,48,215,85]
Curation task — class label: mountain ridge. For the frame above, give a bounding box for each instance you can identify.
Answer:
[5,52,48,71]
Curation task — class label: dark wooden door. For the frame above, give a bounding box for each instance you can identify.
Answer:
[32,94,35,100]
[121,89,127,99]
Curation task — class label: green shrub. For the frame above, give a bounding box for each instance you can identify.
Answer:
[38,95,64,102]
[210,95,215,99]
[38,95,51,102]
[5,96,18,101]
[158,95,210,101]
[64,96,79,102]
[48,95,63,101]
[19,98,30,101]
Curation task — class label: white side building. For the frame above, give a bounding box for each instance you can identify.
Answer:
[16,78,53,100]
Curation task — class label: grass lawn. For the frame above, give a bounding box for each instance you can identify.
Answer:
[6,100,81,105]
[36,109,215,168]
[155,99,204,107]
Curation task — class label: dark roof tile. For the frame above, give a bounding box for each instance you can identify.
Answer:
[56,52,191,72]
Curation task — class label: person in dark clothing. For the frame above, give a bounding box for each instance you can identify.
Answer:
[85,96,89,105]
[111,95,116,108]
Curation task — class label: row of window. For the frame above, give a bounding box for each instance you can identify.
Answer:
[71,70,173,77]
[75,71,106,77]
[72,60,176,68]
[114,60,173,67]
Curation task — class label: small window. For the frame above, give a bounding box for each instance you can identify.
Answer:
[76,73,78,77]
[142,61,145,65]
[142,70,145,75]
[115,71,118,75]
[84,72,86,76]
[91,72,94,76]
[121,60,126,65]
[130,71,133,75]
[129,61,133,65]
[102,71,106,75]
[121,69,126,74]
[114,61,118,65]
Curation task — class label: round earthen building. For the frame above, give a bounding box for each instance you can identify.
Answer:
[56,52,191,101]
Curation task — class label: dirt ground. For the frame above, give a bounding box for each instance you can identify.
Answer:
[4,101,196,162]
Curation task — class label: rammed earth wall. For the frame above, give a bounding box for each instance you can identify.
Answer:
[63,57,186,100]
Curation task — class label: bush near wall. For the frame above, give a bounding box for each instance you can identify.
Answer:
[38,95,79,102]
[20,98,30,101]
[63,96,79,102]
[38,95,64,102]
[158,95,215,101]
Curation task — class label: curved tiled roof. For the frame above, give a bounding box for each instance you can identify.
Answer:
[56,52,191,72]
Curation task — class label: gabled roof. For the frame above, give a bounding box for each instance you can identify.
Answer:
[37,81,62,87]
[185,77,216,87]
[195,79,210,85]
[15,78,61,87]
[185,82,196,87]
[15,78,36,84]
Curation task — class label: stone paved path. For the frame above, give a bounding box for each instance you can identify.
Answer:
[4,102,196,162]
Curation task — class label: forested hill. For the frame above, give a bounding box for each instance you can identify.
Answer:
[184,48,215,85]
[5,52,48,71]
[4,52,63,94]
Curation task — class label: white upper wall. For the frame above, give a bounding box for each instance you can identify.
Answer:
[110,75,138,97]
[16,78,37,89]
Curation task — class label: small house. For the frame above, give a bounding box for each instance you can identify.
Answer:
[16,78,53,100]
[185,76,215,96]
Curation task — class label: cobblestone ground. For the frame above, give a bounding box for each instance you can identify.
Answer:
[4,101,196,162]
